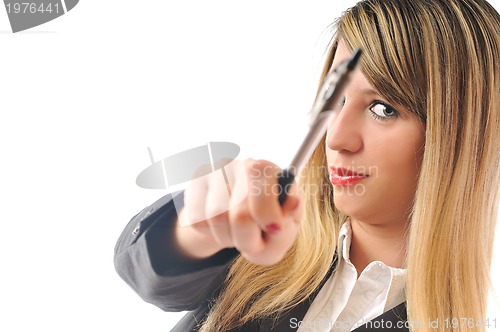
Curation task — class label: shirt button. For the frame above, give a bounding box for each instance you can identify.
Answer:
[132,224,141,235]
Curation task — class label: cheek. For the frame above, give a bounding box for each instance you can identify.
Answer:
[372,129,424,193]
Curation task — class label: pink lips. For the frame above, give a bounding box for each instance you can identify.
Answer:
[330,166,368,186]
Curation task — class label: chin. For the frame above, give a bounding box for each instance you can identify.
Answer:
[334,193,365,215]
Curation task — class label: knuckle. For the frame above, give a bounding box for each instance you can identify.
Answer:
[229,204,253,226]
[205,203,228,220]
[207,225,233,248]
[185,208,207,226]
[193,163,213,177]
[207,170,228,187]
[206,212,228,226]
[247,159,278,178]
[190,220,210,233]
[243,158,256,167]
[229,182,248,207]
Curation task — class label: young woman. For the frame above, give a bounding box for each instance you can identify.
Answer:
[114,0,500,331]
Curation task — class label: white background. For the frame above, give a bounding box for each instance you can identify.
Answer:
[0,1,499,331]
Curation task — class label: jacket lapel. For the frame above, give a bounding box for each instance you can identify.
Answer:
[209,255,409,332]
[258,259,338,332]
[257,254,407,332]
[258,292,317,331]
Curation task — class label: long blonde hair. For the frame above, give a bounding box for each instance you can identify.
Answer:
[201,0,500,331]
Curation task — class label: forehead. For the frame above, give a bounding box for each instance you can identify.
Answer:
[331,39,373,92]
[331,39,353,69]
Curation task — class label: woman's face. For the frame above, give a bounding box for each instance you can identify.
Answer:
[325,40,425,225]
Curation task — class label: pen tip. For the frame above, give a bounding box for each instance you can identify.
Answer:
[347,49,363,70]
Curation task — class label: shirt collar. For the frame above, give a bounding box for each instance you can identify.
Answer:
[338,219,353,263]
[337,219,407,273]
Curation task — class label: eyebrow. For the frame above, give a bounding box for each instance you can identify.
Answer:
[359,88,379,96]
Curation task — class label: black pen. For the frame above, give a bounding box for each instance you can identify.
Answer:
[278,49,363,204]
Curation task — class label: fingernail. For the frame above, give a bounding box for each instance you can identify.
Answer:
[265,223,281,235]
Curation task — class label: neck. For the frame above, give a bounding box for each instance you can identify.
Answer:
[348,218,409,277]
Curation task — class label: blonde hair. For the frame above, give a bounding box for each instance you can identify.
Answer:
[201,0,500,331]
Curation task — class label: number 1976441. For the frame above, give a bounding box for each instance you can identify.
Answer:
[6,2,60,14]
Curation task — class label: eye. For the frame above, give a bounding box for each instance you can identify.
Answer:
[369,101,399,121]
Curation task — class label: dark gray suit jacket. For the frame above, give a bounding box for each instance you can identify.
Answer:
[114,192,408,331]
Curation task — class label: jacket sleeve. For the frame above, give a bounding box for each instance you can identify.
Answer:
[114,191,240,312]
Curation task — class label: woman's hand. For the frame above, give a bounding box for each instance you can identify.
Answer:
[175,159,303,266]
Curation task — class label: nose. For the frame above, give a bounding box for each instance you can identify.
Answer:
[326,103,363,153]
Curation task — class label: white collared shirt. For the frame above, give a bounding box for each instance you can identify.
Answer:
[297,220,406,332]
